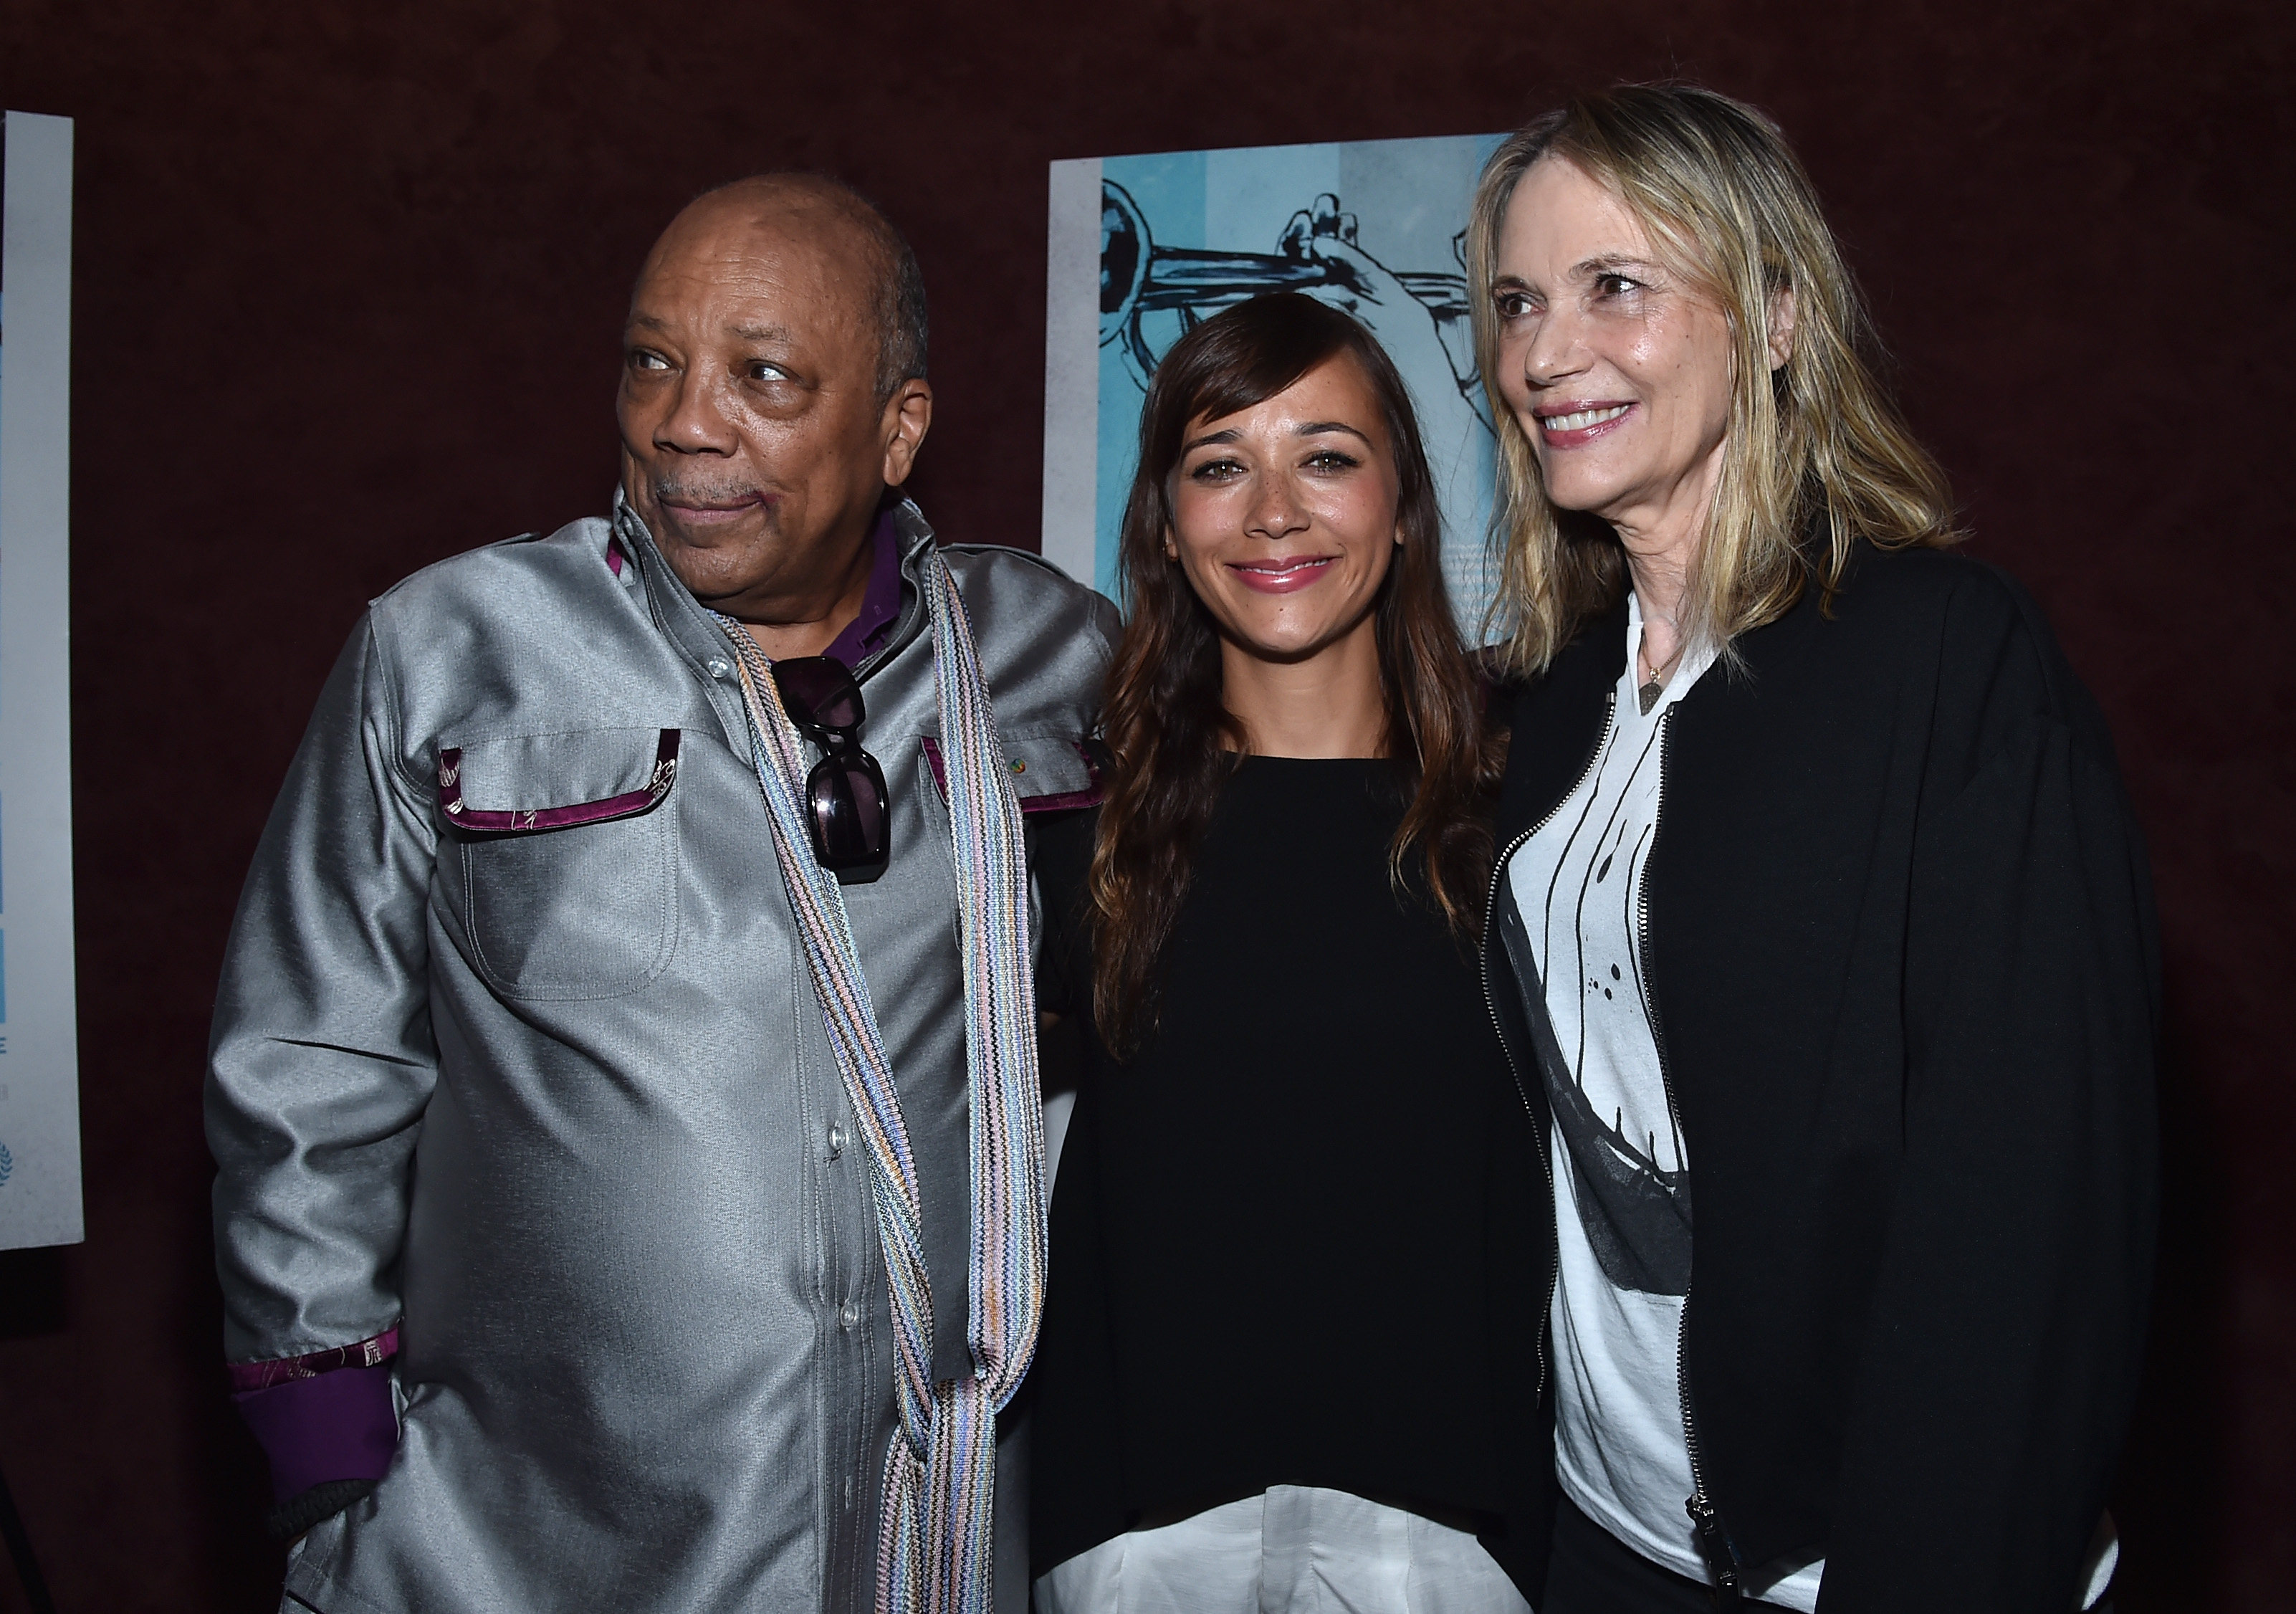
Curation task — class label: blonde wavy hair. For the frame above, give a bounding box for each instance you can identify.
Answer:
[1465,84,1959,676]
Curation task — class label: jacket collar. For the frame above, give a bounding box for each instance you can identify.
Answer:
[609,487,939,690]
[867,496,939,679]
[1493,531,1857,844]
[1495,592,1631,845]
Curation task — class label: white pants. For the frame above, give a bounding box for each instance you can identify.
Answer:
[1035,1486,1533,1614]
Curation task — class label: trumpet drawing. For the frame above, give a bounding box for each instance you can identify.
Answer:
[1099,178,1476,394]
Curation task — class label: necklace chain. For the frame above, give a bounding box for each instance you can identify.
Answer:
[1636,626,1683,717]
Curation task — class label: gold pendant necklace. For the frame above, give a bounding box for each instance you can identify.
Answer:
[1636,639,1675,717]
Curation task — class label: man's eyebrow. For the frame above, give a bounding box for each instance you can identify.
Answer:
[732,323,795,344]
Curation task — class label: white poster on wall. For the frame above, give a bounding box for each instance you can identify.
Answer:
[0,110,82,1251]
[1041,133,1505,638]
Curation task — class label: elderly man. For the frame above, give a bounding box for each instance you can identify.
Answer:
[208,176,1114,1614]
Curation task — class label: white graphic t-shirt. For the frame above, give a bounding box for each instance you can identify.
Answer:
[1503,595,1824,1610]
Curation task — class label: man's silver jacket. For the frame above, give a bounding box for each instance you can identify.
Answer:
[207,499,1117,1614]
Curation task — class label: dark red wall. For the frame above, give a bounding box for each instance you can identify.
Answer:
[0,1,2285,1608]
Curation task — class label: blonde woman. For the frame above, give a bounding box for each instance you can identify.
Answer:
[1468,87,2154,1613]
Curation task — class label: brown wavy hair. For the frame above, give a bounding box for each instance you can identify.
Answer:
[1465,84,1960,674]
[1087,292,1503,1057]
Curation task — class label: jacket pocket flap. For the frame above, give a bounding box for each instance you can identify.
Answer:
[919,733,1103,814]
[441,727,681,834]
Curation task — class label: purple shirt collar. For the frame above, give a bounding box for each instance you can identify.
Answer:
[821,507,905,672]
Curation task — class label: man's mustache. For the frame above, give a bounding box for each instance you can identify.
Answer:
[649,474,770,510]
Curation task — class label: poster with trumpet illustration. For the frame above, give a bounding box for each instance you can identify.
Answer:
[1041,132,1506,637]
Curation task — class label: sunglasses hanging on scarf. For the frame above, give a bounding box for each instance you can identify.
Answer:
[769,655,891,884]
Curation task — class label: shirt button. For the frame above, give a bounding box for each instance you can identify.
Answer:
[706,656,730,679]
[828,1124,847,1158]
[838,1299,860,1330]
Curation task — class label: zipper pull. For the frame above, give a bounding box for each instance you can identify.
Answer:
[1685,1493,1744,1611]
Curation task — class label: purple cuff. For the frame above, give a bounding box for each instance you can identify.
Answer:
[234,1362,400,1502]
[227,1325,400,1393]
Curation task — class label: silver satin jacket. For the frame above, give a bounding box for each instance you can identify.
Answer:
[208,498,1118,1614]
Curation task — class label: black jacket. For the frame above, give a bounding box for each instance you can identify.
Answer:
[1485,542,2158,1613]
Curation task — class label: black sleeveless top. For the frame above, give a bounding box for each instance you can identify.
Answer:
[1025,757,1549,1595]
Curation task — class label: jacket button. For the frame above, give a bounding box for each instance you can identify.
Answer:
[828,1124,846,1158]
[706,657,730,679]
[838,1299,860,1330]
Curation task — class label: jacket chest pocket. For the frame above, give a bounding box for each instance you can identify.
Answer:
[919,731,1105,814]
[438,727,682,1001]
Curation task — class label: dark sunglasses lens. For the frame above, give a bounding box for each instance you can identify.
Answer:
[807,753,889,869]
[775,657,864,732]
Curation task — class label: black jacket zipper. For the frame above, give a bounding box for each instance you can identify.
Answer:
[1640,708,1745,1609]
[1480,690,1615,1407]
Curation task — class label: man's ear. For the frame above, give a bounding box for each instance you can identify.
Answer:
[880,378,934,487]
[1766,285,1797,372]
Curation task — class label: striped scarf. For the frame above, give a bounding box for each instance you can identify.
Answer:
[717,545,1046,1614]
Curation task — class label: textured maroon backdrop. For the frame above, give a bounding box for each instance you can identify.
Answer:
[0,1,2287,1608]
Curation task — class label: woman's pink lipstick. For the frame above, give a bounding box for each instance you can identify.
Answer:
[1228,555,1337,595]
[1534,399,1635,449]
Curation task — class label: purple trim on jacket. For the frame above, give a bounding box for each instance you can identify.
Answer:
[234,1363,400,1502]
[822,510,904,672]
[229,1325,402,1393]
[439,729,682,834]
[919,736,1106,815]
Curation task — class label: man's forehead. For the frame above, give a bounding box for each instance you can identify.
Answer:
[642,222,833,293]
[648,185,880,282]
[633,202,878,326]
[624,303,806,345]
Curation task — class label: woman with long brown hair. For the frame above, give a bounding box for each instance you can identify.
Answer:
[1022,292,1546,1613]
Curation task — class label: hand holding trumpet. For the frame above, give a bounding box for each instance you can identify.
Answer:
[1277,194,1480,413]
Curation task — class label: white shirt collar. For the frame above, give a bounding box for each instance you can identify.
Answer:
[1622,588,1720,720]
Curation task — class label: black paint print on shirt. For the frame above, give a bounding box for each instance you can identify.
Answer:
[1500,879,1693,1297]
[1546,1055,1693,1295]
[1594,821,1627,885]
